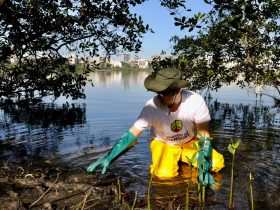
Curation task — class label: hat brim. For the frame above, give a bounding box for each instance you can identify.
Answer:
[144,74,189,92]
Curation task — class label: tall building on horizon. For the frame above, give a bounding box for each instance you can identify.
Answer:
[123,54,130,62]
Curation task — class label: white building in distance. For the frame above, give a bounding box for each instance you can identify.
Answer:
[123,54,130,62]
[110,60,122,68]
[137,59,149,69]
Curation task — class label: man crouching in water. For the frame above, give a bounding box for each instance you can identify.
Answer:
[87,68,224,182]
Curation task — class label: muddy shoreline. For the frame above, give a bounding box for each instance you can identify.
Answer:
[0,160,226,210]
[2,160,279,210]
[0,161,147,210]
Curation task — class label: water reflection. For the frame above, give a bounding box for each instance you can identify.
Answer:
[0,102,86,127]
[207,100,280,209]
[0,70,279,209]
[88,70,150,89]
[0,102,86,161]
[209,100,280,132]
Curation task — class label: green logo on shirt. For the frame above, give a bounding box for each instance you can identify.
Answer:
[171,120,183,132]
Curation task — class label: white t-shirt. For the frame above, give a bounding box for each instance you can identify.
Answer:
[134,89,211,145]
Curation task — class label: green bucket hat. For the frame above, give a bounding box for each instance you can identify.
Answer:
[144,68,189,92]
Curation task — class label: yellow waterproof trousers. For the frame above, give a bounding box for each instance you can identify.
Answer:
[150,139,225,179]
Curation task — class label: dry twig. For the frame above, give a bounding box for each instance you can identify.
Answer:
[29,173,60,208]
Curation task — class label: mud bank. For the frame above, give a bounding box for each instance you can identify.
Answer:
[0,161,147,210]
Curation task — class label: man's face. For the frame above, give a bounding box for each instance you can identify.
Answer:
[157,89,179,108]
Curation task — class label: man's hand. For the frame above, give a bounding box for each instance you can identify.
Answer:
[86,129,138,174]
[86,157,110,174]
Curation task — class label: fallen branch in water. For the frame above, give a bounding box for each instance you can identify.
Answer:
[29,173,60,208]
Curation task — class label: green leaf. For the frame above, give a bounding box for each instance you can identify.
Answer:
[228,144,235,155]
[207,136,213,141]
[186,156,191,164]
[192,142,198,150]
[190,152,198,163]
[232,140,240,149]
[198,137,204,147]
[197,132,203,138]
[207,69,214,76]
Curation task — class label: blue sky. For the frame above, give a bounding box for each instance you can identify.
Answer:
[130,0,212,59]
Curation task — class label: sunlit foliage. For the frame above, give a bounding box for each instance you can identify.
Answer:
[0,0,152,101]
[152,0,280,102]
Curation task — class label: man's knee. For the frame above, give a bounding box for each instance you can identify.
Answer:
[211,149,225,173]
[150,139,181,179]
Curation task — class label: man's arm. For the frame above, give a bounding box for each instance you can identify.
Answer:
[129,125,144,137]
[87,125,144,173]
[196,121,210,137]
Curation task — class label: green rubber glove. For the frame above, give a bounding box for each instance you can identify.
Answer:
[197,134,215,188]
[86,130,137,174]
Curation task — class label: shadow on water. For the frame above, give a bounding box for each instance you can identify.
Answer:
[0,102,86,161]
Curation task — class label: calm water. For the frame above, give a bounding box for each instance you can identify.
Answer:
[0,70,279,209]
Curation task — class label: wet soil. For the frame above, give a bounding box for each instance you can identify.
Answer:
[0,161,227,210]
[0,161,147,210]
